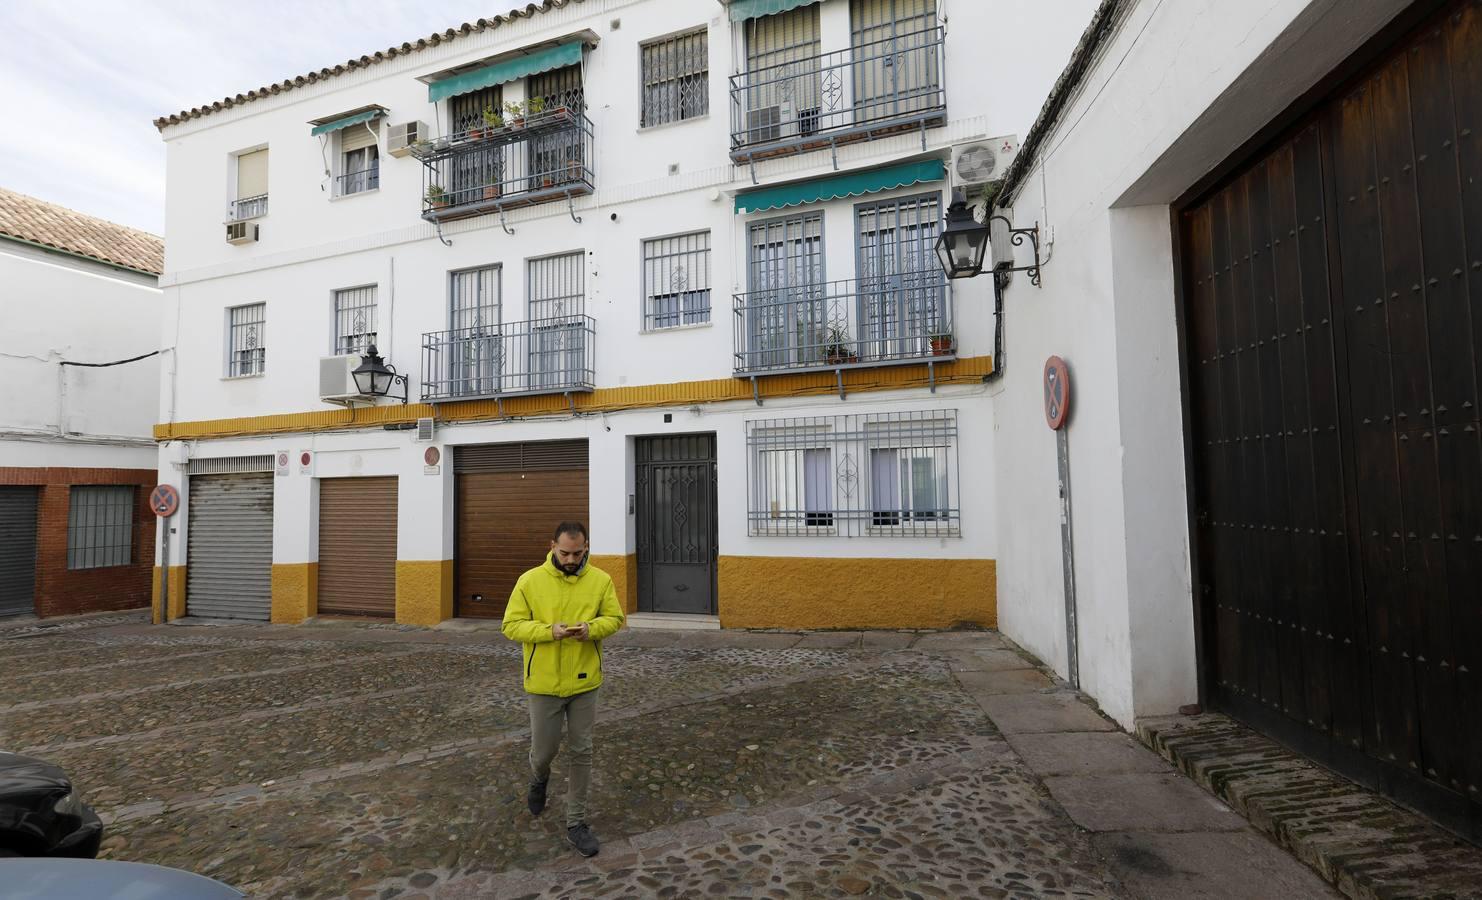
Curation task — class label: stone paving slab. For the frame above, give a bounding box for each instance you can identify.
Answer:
[955,667,1057,695]
[792,632,863,649]
[974,691,1117,734]
[1091,831,1340,899]
[1004,732,1173,777]
[1044,773,1249,833]
[944,647,1037,672]
[859,631,916,650]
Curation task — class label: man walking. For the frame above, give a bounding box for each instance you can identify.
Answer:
[502,521,625,857]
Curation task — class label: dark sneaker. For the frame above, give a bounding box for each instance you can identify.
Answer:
[567,822,599,857]
[527,779,548,816]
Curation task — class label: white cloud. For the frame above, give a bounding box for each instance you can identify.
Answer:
[0,0,500,234]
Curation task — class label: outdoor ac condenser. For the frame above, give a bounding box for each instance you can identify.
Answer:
[319,355,369,404]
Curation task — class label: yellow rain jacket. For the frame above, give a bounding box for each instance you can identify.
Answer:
[502,553,625,697]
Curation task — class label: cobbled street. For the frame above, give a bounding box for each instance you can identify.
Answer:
[0,614,1333,899]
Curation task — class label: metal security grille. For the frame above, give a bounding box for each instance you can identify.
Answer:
[448,265,502,397]
[451,87,502,137]
[528,65,586,189]
[187,455,274,475]
[333,285,377,355]
[0,488,38,617]
[855,193,946,356]
[528,64,585,113]
[850,0,940,117]
[641,29,709,127]
[451,265,501,330]
[746,410,959,537]
[643,231,711,330]
[186,472,272,621]
[227,303,266,376]
[741,5,822,145]
[746,213,825,368]
[636,434,717,614]
[66,485,134,569]
[527,252,586,391]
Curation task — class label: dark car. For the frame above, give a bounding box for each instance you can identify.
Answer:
[0,750,103,859]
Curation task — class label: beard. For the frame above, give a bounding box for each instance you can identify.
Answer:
[557,554,586,575]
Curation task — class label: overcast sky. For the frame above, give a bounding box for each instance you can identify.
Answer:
[0,1,1097,237]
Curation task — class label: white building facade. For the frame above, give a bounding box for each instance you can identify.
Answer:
[152,0,1095,631]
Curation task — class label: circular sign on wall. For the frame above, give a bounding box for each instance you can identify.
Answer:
[1044,355,1071,431]
[149,484,180,518]
[299,451,312,467]
[277,450,290,469]
[424,446,441,467]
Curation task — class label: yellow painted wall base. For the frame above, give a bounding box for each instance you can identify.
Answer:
[151,566,187,624]
[589,554,638,614]
[271,563,318,624]
[396,560,454,626]
[718,556,996,630]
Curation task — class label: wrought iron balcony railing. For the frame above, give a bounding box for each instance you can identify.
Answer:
[227,194,269,221]
[421,315,596,402]
[729,26,946,163]
[732,272,953,376]
[415,108,594,223]
[335,165,380,197]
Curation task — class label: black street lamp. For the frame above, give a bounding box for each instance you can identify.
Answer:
[352,344,409,403]
[935,191,991,279]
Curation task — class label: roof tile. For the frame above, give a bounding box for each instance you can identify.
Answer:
[0,187,164,276]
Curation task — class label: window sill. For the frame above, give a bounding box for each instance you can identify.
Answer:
[221,373,266,381]
[642,320,713,335]
[637,113,710,134]
[331,188,380,202]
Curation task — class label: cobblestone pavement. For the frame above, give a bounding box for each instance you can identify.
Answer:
[0,617,1324,899]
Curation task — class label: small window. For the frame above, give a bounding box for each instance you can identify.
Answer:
[338,145,380,196]
[227,303,266,376]
[641,29,709,127]
[870,446,948,525]
[67,485,134,570]
[643,231,711,330]
[231,148,269,221]
[334,286,378,355]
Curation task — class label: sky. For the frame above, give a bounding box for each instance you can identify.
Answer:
[0,1,1099,237]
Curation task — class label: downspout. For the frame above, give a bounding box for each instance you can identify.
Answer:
[983,271,1006,384]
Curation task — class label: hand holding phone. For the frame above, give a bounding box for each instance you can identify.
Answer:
[569,622,590,641]
[552,622,571,639]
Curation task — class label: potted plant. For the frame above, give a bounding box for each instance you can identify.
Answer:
[929,331,955,356]
[482,104,503,133]
[504,100,525,129]
[824,324,856,365]
[482,177,501,201]
[426,184,447,208]
[467,118,484,141]
[526,96,546,120]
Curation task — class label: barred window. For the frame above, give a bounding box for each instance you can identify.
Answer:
[67,485,134,569]
[333,285,377,355]
[527,252,584,320]
[641,29,709,127]
[746,410,959,537]
[643,231,711,330]
[227,303,266,376]
[527,252,586,389]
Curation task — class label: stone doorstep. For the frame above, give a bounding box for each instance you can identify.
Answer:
[625,613,722,632]
[1136,715,1482,900]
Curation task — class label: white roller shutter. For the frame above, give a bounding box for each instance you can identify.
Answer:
[341,123,378,153]
[186,473,273,621]
[236,149,269,199]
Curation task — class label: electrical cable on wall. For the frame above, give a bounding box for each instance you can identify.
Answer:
[59,349,163,368]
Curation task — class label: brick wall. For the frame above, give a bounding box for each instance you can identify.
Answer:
[1,467,157,618]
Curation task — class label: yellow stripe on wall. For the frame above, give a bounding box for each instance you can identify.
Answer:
[154,356,993,441]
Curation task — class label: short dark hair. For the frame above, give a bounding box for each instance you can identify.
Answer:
[554,521,588,542]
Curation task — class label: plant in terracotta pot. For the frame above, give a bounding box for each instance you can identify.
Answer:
[929,331,954,356]
[526,96,546,120]
[824,324,856,365]
[504,100,525,129]
[426,184,447,208]
[482,177,501,201]
[482,104,503,134]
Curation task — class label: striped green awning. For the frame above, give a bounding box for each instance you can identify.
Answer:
[309,108,383,137]
[728,0,823,22]
[734,159,944,214]
[429,41,583,103]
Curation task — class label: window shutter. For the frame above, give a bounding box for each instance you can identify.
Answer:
[341,124,378,153]
[236,149,269,199]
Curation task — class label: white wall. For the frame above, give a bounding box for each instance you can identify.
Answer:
[0,241,160,470]
[992,0,1412,727]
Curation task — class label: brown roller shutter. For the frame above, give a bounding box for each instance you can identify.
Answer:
[455,440,589,618]
[318,477,398,617]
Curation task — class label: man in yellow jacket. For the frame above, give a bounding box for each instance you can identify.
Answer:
[501,521,625,857]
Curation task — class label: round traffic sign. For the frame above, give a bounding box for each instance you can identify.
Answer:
[1044,356,1071,431]
[150,484,180,518]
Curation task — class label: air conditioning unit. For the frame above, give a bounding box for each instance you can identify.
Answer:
[387,120,428,158]
[319,354,370,404]
[414,417,436,442]
[225,221,259,245]
[951,135,1020,186]
[747,102,793,143]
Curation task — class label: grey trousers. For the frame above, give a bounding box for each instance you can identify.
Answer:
[528,688,598,827]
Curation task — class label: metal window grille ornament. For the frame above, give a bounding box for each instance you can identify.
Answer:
[228,303,266,376]
[745,410,960,537]
[644,231,711,330]
[641,29,709,127]
[334,286,378,355]
[67,485,135,569]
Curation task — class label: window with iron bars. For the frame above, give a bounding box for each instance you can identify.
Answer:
[641,29,709,127]
[67,485,135,570]
[746,410,959,537]
[527,252,585,388]
[333,285,378,356]
[643,231,710,330]
[227,303,266,376]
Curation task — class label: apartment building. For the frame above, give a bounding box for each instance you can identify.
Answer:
[150,0,1062,629]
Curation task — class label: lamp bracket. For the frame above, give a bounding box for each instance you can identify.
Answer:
[987,215,1042,288]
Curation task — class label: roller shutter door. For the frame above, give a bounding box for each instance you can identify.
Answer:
[455,440,588,618]
[0,487,39,618]
[318,477,398,617]
[186,473,273,621]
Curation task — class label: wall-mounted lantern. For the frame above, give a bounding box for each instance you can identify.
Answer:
[352,344,409,404]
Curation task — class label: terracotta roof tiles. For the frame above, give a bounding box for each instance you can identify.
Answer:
[0,187,164,276]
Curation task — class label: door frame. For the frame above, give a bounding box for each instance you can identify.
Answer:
[635,433,719,615]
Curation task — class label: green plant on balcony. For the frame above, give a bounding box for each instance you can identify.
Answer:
[929,330,955,356]
[526,96,547,118]
[824,323,857,366]
[503,100,526,128]
[426,184,447,208]
[482,104,503,131]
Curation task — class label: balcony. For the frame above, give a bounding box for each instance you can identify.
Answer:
[415,108,594,223]
[729,26,946,165]
[420,316,596,403]
[733,272,953,377]
[227,194,268,221]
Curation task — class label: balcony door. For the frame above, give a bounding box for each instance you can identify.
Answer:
[527,252,585,390]
[850,0,939,122]
[855,193,943,362]
[526,65,585,191]
[449,265,501,397]
[449,86,503,205]
[743,4,823,144]
[747,213,826,369]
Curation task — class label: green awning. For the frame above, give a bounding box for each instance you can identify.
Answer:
[734,159,944,214]
[429,41,583,104]
[309,108,383,137]
[728,0,823,22]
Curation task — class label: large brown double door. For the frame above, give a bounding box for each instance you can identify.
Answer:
[1181,0,1481,837]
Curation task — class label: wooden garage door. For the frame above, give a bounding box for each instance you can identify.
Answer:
[455,440,588,618]
[318,477,398,617]
[1181,0,1481,835]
